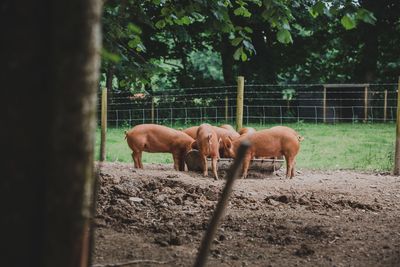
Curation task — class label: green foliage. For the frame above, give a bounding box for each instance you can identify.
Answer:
[356,8,377,25]
[101,48,121,63]
[282,88,295,101]
[341,14,357,30]
[276,29,293,44]
[100,0,397,91]
[309,2,326,18]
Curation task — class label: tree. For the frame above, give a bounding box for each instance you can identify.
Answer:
[100,0,382,91]
[1,0,101,266]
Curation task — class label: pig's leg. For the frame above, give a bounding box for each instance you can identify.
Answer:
[131,151,141,169]
[131,152,138,168]
[138,152,144,169]
[290,159,296,178]
[179,154,186,171]
[172,153,180,171]
[136,151,143,169]
[211,157,218,180]
[285,156,295,179]
[241,154,252,179]
[202,155,208,177]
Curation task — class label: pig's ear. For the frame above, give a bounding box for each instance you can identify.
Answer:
[191,141,198,149]
[224,138,232,149]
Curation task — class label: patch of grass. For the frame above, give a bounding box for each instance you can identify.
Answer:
[95,122,396,171]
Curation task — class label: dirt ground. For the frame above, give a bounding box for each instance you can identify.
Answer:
[93,162,400,267]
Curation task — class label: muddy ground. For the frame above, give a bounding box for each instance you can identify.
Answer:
[93,162,400,266]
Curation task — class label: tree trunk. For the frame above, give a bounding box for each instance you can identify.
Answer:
[220,34,235,85]
[248,25,276,83]
[106,65,115,103]
[356,0,382,82]
[1,0,101,267]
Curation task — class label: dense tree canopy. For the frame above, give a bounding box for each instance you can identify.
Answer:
[101,0,399,93]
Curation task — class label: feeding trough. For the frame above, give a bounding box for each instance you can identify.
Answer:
[185,149,284,174]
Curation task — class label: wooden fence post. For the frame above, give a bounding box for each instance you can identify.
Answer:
[394,77,400,175]
[323,86,327,123]
[225,95,228,122]
[384,90,388,122]
[364,85,369,122]
[236,76,244,131]
[100,87,107,162]
[151,96,155,124]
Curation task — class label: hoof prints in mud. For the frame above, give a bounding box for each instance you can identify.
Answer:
[264,192,381,211]
[96,172,221,243]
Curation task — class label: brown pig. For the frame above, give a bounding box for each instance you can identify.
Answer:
[270,126,304,142]
[238,127,256,136]
[183,125,239,140]
[182,125,240,157]
[212,126,240,140]
[219,124,236,133]
[182,126,198,139]
[194,124,220,180]
[209,126,240,158]
[125,124,194,171]
[222,126,301,179]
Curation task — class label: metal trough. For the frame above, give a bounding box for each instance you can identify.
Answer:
[185,149,284,173]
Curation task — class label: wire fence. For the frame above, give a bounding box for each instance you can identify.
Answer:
[97,82,398,127]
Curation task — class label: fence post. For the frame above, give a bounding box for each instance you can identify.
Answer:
[100,87,107,162]
[225,95,228,122]
[394,77,400,175]
[236,76,244,130]
[323,86,327,123]
[151,96,155,124]
[364,85,369,122]
[384,90,388,122]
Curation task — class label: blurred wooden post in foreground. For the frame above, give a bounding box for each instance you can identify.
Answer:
[194,141,250,267]
[236,76,244,130]
[394,77,400,175]
[100,87,107,161]
[2,0,101,266]
[384,90,388,122]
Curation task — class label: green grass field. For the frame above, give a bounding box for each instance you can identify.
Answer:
[96,122,396,171]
